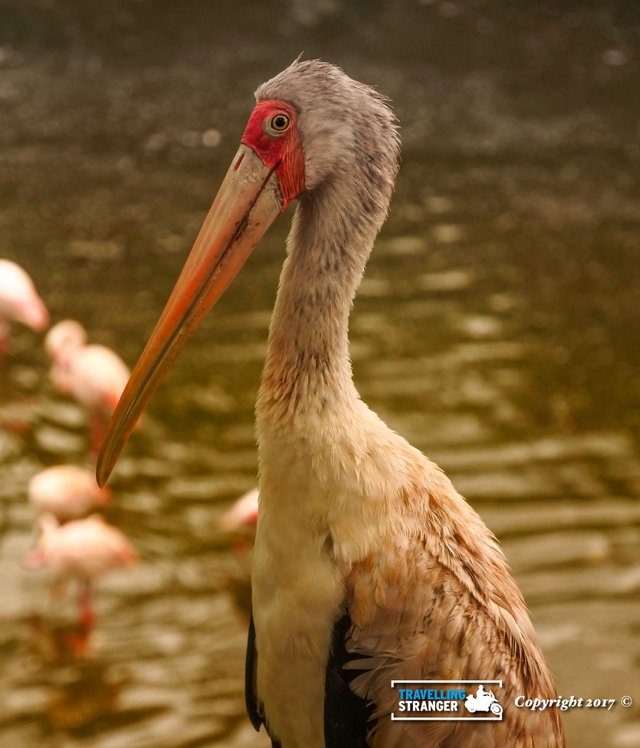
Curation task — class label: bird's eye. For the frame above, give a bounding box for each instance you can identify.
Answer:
[267,112,291,134]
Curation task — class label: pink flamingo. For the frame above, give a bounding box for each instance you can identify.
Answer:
[220,487,259,533]
[25,513,137,628]
[0,259,49,358]
[28,465,110,522]
[45,320,130,451]
[220,488,259,618]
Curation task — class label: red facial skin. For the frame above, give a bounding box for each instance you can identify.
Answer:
[241,100,305,209]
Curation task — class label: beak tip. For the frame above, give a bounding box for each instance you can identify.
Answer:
[95,453,112,488]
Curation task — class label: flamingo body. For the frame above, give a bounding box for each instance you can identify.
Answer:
[220,487,259,532]
[26,513,136,579]
[0,259,49,350]
[53,344,129,413]
[46,320,130,450]
[26,513,136,628]
[28,465,110,522]
[46,320,130,414]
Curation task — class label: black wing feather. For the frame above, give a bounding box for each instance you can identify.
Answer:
[245,613,282,747]
[247,610,371,747]
[324,612,373,748]
[245,613,263,731]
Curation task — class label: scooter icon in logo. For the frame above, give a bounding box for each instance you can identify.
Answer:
[464,685,503,717]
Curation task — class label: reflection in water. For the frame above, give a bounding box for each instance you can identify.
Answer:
[1,1,639,747]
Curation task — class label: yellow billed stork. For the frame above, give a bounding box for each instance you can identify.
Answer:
[96,59,564,748]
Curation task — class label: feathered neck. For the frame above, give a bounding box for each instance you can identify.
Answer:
[257,170,392,426]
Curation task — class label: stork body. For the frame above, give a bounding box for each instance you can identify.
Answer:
[248,64,561,747]
[96,60,564,747]
[255,392,559,747]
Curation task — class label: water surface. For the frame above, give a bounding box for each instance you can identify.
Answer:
[1,2,639,746]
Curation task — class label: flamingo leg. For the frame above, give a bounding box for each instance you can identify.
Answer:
[90,410,107,456]
[0,330,9,366]
[78,579,95,629]
[50,576,69,602]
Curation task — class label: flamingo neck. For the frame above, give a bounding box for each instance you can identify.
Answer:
[258,187,377,424]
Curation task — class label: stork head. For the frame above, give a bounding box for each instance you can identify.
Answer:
[96,59,399,485]
[253,59,399,193]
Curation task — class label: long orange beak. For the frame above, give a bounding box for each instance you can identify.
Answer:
[96,145,283,486]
